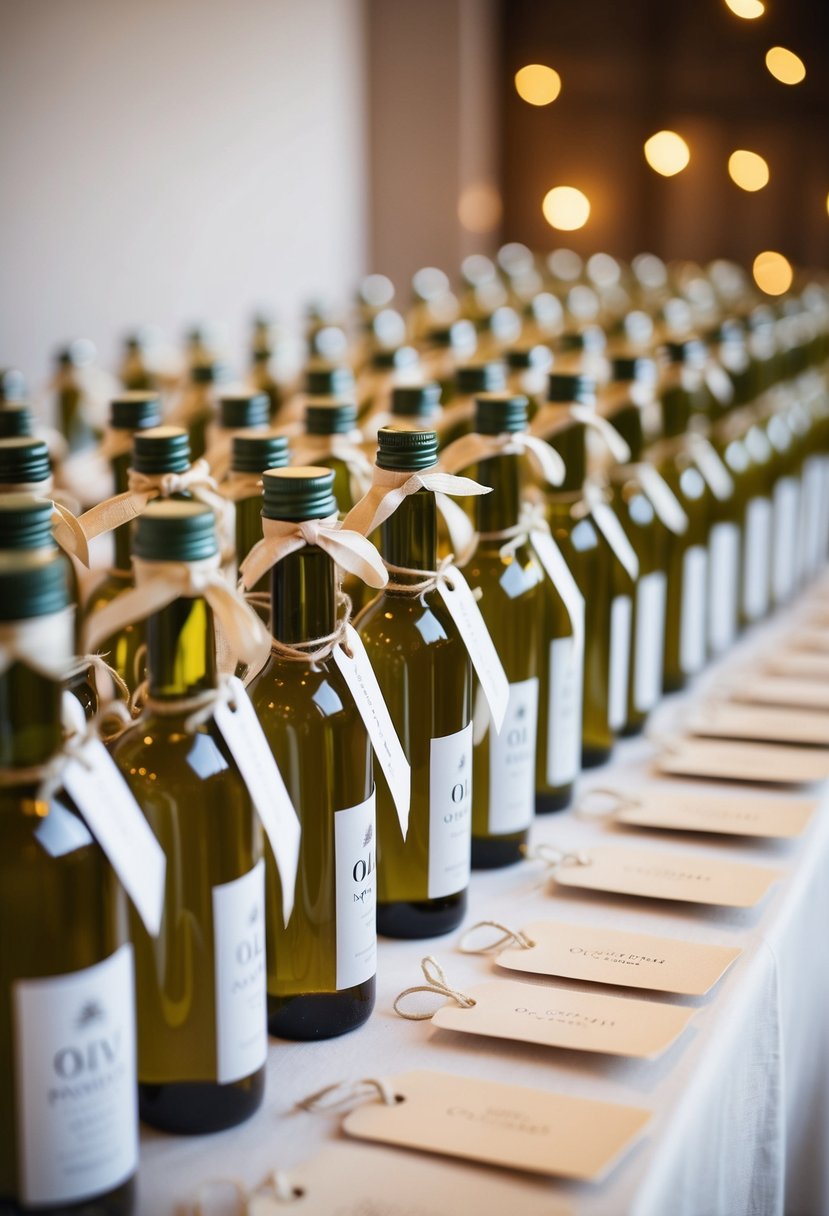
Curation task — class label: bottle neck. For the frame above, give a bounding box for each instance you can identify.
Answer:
[476,452,522,536]
[270,545,337,644]
[146,596,217,700]
[111,444,139,571]
[548,420,586,491]
[0,662,62,769]
[380,487,437,579]
[235,494,265,569]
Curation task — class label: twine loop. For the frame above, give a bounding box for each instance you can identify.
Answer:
[296,1077,398,1113]
[394,956,476,1020]
[383,553,456,596]
[458,921,535,954]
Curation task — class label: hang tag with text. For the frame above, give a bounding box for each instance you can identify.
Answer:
[63,737,166,936]
[437,566,509,731]
[334,624,411,838]
[529,528,585,650]
[250,1141,572,1216]
[616,786,817,838]
[768,649,829,681]
[791,626,829,655]
[656,736,829,785]
[733,675,829,712]
[425,976,694,1059]
[549,844,780,907]
[340,1070,650,1182]
[489,920,740,996]
[214,676,301,923]
[687,701,829,749]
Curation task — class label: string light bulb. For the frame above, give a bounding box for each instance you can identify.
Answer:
[765,47,806,85]
[728,150,770,191]
[542,187,590,231]
[514,64,562,106]
[724,0,764,17]
[644,131,690,176]
[753,251,793,296]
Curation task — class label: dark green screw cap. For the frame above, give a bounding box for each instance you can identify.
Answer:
[0,404,33,439]
[558,326,606,354]
[232,432,290,475]
[663,337,706,365]
[547,372,597,405]
[305,364,355,398]
[456,362,506,395]
[371,345,419,371]
[391,383,442,418]
[0,551,69,621]
[505,345,550,371]
[475,393,529,436]
[219,391,270,430]
[305,399,358,436]
[109,391,162,432]
[427,320,476,351]
[133,500,218,563]
[262,466,338,521]
[0,437,51,486]
[191,363,216,385]
[132,426,191,475]
[376,426,438,472]
[610,355,657,384]
[0,494,56,551]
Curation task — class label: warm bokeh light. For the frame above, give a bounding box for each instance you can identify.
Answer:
[724,0,764,17]
[542,186,590,231]
[753,251,794,296]
[457,182,503,233]
[728,149,770,191]
[644,130,690,176]
[514,64,562,106]
[765,46,806,85]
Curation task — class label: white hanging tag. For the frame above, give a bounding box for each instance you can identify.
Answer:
[705,363,735,406]
[333,624,411,839]
[214,676,301,924]
[63,737,166,937]
[587,492,640,581]
[529,528,585,653]
[437,567,510,732]
[635,464,689,534]
[689,435,734,501]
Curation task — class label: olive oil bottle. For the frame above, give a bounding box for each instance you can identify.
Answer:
[205,390,270,481]
[170,363,217,460]
[108,502,266,1133]
[361,383,444,448]
[354,428,473,937]
[0,552,136,1214]
[437,362,506,447]
[294,400,371,515]
[0,405,32,439]
[246,468,376,1039]
[228,432,290,585]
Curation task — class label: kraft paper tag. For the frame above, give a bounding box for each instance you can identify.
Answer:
[656,736,829,785]
[490,920,741,996]
[687,701,829,748]
[342,1070,650,1181]
[437,566,509,731]
[214,676,301,923]
[734,675,829,712]
[616,787,817,839]
[768,650,829,681]
[251,1142,572,1216]
[63,736,166,936]
[550,844,781,907]
[428,976,694,1059]
[790,626,829,654]
[333,623,411,838]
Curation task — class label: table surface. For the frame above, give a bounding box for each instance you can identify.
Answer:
[138,580,829,1216]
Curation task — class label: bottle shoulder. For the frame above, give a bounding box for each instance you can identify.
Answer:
[248,655,362,727]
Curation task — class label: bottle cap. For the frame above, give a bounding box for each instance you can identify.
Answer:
[505,344,550,371]
[547,372,597,405]
[456,362,506,395]
[0,368,26,402]
[376,426,438,472]
[305,364,355,398]
[0,550,69,620]
[305,399,358,436]
[663,337,706,365]
[109,391,163,432]
[426,319,477,352]
[0,437,51,486]
[0,494,56,551]
[475,392,529,436]
[610,355,657,384]
[132,426,191,475]
[0,404,33,439]
[558,326,606,353]
[262,466,337,521]
[133,500,218,563]
[219,391,270,430]
[191,363,216,385]
[371,345,419,371]
[232,432,290,475]
[391,383,442,418]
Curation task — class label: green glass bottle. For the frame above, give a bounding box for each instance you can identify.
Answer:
[109,501,266,1133]
[437,362,506,448]
[205,391,270,481]
[249,346,282,421]
[172,363,217,461]
[0,405,32,439]
[230,432,290,591]
[301,400,364,514]
[421,320,477,405]
[361,384,444,449]
[461,395,544,867]
[119,334,156,392]
[505,345,553,420]
[246,467,375,1039]
[355,428,473,938]
[0,551,136,1215]
[53,347,94,454]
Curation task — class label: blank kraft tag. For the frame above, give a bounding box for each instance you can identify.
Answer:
[617,786,817,838]
[768,649,829,681]
[790,626,829,655]
[550,844,780,907]
[493,920,741,996]
[687,701,829,748]
[342,1070,650,1181]
[656,736,829,784]
[733,675,829,712]
[428,976,694,1059]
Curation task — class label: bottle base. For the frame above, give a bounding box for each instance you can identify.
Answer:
[267,979,375,1041]
[618,718,646,739]
[377,891,467,939]
[535,788,573,814]
[138,1072,265,1134]
[0,1179,135,1216]
[581,745,613,769]
[471,834,526,869]
[662,671,687,694]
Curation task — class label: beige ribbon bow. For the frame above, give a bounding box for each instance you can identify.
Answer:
[82,554,271,670]
[342,464,492,540]
[0,609,76,680]
[439,430,565,486]
[531,402,632,465]
[78,459,231,542]
[291,433,375,502]
[4,477,90,567]
[239,514,388,590]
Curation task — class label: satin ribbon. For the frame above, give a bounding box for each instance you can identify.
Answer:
[685,432,735,502]
[82,553,272,670]
[342,464,491,539]
[221,470,265,502]
[530,403,632,464]
[0,609,76,680]
[78,459,231,542]
[239,514,388,590]
[291,433,375,502]
[3,478,90,567]
[439,430,565,486]
[619,463,689,535]
[580,481,640,580]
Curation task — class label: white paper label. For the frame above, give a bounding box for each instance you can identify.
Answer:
[546,634,583,787]
[680,545,707,675]
[62,737,166,937]
[708,521,740,654]
[214,676,301,924]
[333,624,410,839]
[488,677,539,835]
[428,723,473,899]
[608,595,632,731]
[742,496,772,621]
[14,945,138,1207]
[335,793,377,990]
[772,476,800,603]
[633,571,666,712]
[438,568,509,732]
[212,861,267,1085]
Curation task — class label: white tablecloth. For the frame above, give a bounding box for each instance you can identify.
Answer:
[138,582,829,1216]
